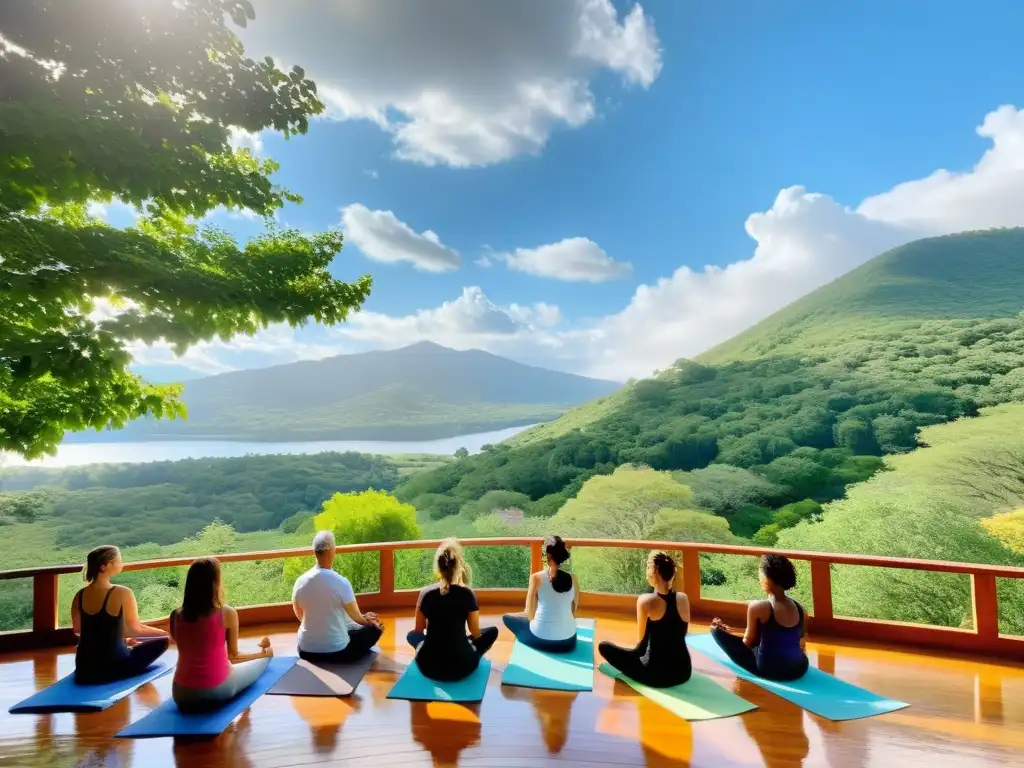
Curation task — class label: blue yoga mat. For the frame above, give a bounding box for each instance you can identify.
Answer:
[9,663,172,714]
[387,658,492,702]
[115,657,297,738]
[501,621,595,691]
[688,633,909,721]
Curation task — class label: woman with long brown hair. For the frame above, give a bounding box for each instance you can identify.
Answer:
[71,545,169,683]
[598,551,692,687]
[407,538,498,681]
[170,557,274,713]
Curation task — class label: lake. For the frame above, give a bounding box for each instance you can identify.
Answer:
[2,424,536,468]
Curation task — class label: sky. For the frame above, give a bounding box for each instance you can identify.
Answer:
[111,0,1024,384]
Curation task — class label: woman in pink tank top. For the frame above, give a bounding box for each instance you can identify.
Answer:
[170,558,274,713]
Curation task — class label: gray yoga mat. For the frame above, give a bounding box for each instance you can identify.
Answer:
[266,650,379,697]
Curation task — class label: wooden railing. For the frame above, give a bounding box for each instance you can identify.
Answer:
[2,537,1024,659]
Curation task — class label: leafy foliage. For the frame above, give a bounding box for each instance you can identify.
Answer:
[0,0,372,457]
[282,489,420,593]
[0,452,403,546]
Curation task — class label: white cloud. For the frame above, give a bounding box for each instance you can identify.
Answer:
[363,169,379,179]
[341,203,461,272]
[228,127,264,155]
[339,287,566,351]
[242,0,662,167]
[500,236,631,282]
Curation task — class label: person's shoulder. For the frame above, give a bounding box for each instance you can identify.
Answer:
[222,604,238,620]
[419,582,440,597]
[748,599,772,617]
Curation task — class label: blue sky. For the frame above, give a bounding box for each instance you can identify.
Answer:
[121,0,1024,383]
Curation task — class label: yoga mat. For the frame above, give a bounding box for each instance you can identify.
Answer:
[599,663,756,721]
[9,663,172,714]
[387,658,492,703]
[501,621,595,691]
[267,650,378,696]
[688,633,909,721]
[116,657,297,738]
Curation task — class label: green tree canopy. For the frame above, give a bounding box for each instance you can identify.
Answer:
[0,0,372,457]
[283,489,421,593]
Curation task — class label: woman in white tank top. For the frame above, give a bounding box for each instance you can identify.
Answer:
[503,536,579,653]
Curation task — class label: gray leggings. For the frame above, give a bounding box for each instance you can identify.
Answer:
[172,657,270,714]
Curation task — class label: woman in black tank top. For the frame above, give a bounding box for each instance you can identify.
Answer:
[598,552,692,688]
[72,546,169,684]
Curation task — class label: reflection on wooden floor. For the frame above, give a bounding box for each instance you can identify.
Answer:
[2,608,1023,767]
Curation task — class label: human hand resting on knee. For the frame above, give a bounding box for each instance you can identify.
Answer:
[710,617,732,633]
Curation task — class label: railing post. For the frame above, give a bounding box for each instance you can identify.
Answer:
[810,560,834,631]
[681,549,701,601]
[379,548,395,600]
[971,573,999,640]
[530,540,543,574]
[33,573,59,635]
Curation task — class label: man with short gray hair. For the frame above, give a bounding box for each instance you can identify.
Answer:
[291,530,383,663]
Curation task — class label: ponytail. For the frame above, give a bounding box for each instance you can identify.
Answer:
[434,538,471,595]
[83,545,120,583]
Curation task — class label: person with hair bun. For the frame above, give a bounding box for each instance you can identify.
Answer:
[407,538,499,681]
[598,551,692,687]
[502,535,579,652]
[71,545,169,684]
[710,553,809,681]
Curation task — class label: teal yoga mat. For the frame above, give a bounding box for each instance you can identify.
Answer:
[599,663,755,721]
[502,621,595,691]
[387,658,492,702]
[688,633,909,721]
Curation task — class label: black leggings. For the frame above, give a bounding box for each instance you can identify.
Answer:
[299,625,383,664]
[502,615,577,653]
[710,626,809,682]
[407,626,499,682]
[598,640,692,688]
[74,637,169,685]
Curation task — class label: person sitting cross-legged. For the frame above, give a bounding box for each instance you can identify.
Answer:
[292,530,384,664]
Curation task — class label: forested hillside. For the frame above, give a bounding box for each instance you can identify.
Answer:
[81,341,620,442]
[397,230,1024,538]
[0,452,427,547]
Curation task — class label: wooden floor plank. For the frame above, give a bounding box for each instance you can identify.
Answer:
[2,609,1023,767]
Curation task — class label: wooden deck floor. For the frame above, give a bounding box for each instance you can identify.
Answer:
[2,608,1023,767]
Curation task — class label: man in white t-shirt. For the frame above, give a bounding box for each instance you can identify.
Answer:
[292,530,384,662]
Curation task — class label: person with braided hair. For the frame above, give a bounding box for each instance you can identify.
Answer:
[407,538,499,681]
[597,551,692,687]
[710,553,809,681]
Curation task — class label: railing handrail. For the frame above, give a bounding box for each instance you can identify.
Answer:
[4,536,1024,581]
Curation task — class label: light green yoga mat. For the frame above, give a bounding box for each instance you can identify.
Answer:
[599,663,755,721]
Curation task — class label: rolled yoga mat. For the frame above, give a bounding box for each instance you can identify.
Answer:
[115,657,297,738]
[688,633,910,721]
[387,658,492,703]
[599,663,756,722]
[267,650,378,697]
[9,663,172,714]
[501,620,595,691]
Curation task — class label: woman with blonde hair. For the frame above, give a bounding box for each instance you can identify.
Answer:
[71,545,169,683]
[407,538,499,681]
[170,557,274,713]
[597,551,692,687]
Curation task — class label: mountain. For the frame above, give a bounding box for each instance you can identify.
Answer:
[77,342,622,443]
[398,228,1024,523]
